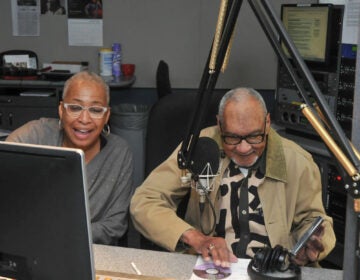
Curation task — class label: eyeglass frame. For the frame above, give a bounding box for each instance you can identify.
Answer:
[62,102,109,119]
[220,116,268,145]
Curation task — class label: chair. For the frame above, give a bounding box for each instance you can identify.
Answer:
[156,60,172,99]
[145,91,227,177]
[141,90,227,250]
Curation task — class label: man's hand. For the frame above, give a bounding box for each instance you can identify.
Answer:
[181,229,238,268]
[292,225,325,266]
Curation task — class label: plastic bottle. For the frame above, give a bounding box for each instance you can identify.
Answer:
[99,48,113,76]
[112,43,122,78]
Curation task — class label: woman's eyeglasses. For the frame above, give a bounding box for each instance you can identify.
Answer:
[63,103,108,119]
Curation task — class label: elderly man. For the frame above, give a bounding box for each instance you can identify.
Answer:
[130,87,335,268]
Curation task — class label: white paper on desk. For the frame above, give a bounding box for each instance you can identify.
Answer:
[3,55,30,69]
[190,256,251,280]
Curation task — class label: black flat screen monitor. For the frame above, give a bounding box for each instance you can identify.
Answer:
[281,4,335,69]
[0,142,95,280]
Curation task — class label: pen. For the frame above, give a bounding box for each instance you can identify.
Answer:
[131,261,142,275]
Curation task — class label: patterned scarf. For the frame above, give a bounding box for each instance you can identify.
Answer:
[215,151,271,258]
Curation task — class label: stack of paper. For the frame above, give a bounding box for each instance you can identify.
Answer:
[43,61,89,73]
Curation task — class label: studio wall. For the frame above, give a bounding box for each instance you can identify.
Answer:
[0,0,316,89]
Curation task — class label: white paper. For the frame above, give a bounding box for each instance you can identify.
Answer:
[190,256,301,280]
[342,0,360,44]
[11,0,40,36]
[319,0,346,4]
[319,0,359,44]
[3,54,30,68]
[68,18,103,46]
[190,256,251,280]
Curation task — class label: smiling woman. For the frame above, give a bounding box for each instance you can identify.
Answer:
[58,71,111,163]
[5,71,135,246]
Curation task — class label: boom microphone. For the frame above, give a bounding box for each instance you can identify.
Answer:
[189,137,220,209]
[189,137,220,175]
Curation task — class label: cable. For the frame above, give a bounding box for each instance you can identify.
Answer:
[197,181,217,236]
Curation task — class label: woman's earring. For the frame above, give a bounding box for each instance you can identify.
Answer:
[102,124,110,136]
[58,119,63,129]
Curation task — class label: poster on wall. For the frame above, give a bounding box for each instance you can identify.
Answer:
[68,0,102,18]
[67,0,103,46]
[11,0,40,36]
[342,0,360,44]
[40,0,67,15]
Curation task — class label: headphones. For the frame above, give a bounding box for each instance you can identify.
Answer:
[247,245,301,280]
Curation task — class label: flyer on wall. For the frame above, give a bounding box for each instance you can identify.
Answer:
[11,0,40,36]
[67,0,103,46]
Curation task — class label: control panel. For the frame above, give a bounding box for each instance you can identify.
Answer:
[275,67,339,135]
[313,154,347,269]
[273,4,357,269]
[336,44,358,138]
[275,45,357,138]
[274,5,348,137]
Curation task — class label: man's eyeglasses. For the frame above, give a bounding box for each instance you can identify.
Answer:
[63,103,108,119]
[220,118,267,145]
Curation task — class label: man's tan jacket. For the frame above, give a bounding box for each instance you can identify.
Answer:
[130,126,336,261]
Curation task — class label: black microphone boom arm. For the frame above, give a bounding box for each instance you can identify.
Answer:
[177,0,243,172]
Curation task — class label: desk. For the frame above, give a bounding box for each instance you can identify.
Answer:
[93,245,343,280]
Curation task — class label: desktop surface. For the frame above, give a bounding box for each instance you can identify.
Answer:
[93,245,343,280]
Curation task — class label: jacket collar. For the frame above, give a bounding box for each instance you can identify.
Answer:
[265,128,287,183]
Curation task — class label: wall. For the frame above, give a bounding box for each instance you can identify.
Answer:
[0,0,315,89]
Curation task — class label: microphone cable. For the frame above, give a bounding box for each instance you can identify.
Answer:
[197,180,217,236]
[186,137,221,236]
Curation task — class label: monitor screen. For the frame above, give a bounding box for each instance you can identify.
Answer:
[281,4,332,64]
[0,142,95,280]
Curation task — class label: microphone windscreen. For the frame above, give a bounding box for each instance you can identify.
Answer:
[190,137,220,175]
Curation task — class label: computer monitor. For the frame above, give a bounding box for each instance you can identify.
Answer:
[281,4,338,70]
[0,142,95,280]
